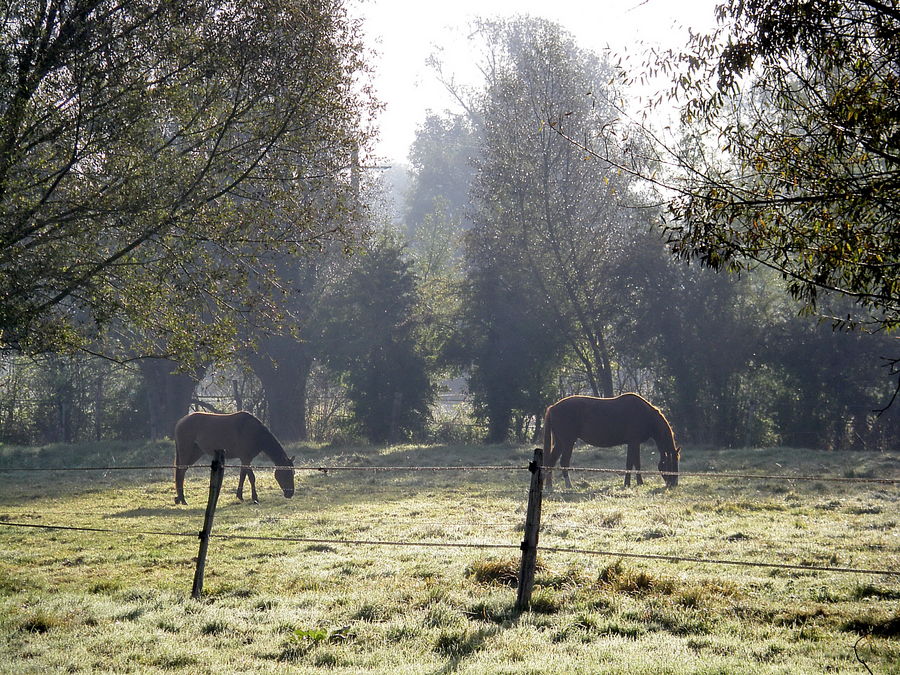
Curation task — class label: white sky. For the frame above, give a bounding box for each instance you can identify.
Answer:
[353,0,720,164]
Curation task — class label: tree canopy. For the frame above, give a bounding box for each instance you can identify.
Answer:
[0,0,374,361]
[659,0,899,335]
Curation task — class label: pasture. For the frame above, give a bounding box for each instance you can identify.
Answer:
[0,440,897,674]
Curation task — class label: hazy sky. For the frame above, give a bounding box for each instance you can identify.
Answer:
[355,0,720,164]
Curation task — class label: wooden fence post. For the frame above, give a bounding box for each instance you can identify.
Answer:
[192,449,225,599]
[516,447,544,612]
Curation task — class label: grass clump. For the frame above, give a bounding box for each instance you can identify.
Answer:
[464,597,517,624]
[596,560,676,596]
[434,626,494,658]
[17,609,66,634]
[465,557,526,586]
[527,588,564,614]
[853,583,900,601]
[843,612,900,638]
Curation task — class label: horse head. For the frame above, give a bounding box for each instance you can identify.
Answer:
[274,455,295,498]
[658,446,680,488]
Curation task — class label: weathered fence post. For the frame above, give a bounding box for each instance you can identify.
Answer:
[192,449,225,599]
[516,447,544,612]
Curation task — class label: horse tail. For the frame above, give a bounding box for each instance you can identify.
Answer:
[173,414,189,465]
[172,414,193,505]
[543,404,553,460]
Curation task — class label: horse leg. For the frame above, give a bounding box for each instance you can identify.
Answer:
[174,440,189,505]
[545,436,574,491]
[236,466,247,501]
[545,442,557,492]
[624,445,634,487]
[246,467,259,504]
[174,465,188,505]
[560,441,575,489]
[632,442,643,486]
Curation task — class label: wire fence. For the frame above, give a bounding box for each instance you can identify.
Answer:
[0,460,898,587]
[0,520,896,578]
[1,461,898,484]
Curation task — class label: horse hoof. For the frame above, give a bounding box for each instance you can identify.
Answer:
[252,499,259,505]
[236,493,244,502]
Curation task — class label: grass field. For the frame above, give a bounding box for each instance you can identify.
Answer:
[0,440,897,673]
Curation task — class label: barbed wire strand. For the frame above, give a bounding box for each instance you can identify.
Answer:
[566,466,900,484]
[0,521,195,539]
[0,465,205,472]
[0,462,896,485]
[241,464,900,483]
[1,520,896,577]
[537,544,900,577]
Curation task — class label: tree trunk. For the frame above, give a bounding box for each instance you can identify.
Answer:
[138,358,202,440]
[248,337,313,442]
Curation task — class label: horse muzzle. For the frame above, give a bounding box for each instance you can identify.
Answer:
[283,490,294,498]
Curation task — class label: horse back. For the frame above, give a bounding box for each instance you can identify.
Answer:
[174,411,263,462]
[550,393,659,447]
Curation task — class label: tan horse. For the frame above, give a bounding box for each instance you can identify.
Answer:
[174,411,294,505]
[543,393,679,490]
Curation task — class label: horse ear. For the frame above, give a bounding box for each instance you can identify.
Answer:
[290,455,295,464]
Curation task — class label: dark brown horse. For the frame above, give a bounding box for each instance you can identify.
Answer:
[543,393,679,490]
[174,411,294,505]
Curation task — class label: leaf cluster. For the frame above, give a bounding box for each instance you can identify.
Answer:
[663,0,900,333]
[0,0,374,361]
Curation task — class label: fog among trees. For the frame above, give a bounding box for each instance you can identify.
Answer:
[1,2,898,451]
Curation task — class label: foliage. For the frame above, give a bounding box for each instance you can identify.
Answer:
[460,225,564,442]
[404,13,900,448]
[0,0,374,362]
[316,234,434,442]
[405,113,476,237]
[466,17,650,400]
[0,353,147,444]
[439,17,648,441]
[656,0,899,382]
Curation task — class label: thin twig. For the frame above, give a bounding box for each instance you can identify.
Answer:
[854,634,874,675]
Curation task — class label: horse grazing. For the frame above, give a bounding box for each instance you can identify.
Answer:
[174,411,294,505]
[543,393,679,490]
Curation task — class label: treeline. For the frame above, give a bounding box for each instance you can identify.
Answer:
[2,220,896,451]
[2,8,897,451]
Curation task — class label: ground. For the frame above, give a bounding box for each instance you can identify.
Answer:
[0,440,897,673]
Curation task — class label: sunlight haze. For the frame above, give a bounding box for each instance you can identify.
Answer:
[356,0,720,164]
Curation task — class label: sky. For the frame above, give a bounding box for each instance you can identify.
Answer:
[354,0,720,165]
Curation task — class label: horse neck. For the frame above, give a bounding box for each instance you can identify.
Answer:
[651,413,676,454]
[259,432,289,465]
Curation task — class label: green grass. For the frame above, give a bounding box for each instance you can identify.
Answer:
[0,440,897,673]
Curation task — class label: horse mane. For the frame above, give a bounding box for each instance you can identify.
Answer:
[647,401,678,457]
[240,412,290,465]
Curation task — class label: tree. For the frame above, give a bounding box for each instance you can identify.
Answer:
[461,224,564,442]
[399,112,477,387]
[465,17,648,398]
[0,0,373,362]
[244,252,342,442]
[649,0,900,398]
[316,234,434,443]
[404,113,476,237]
